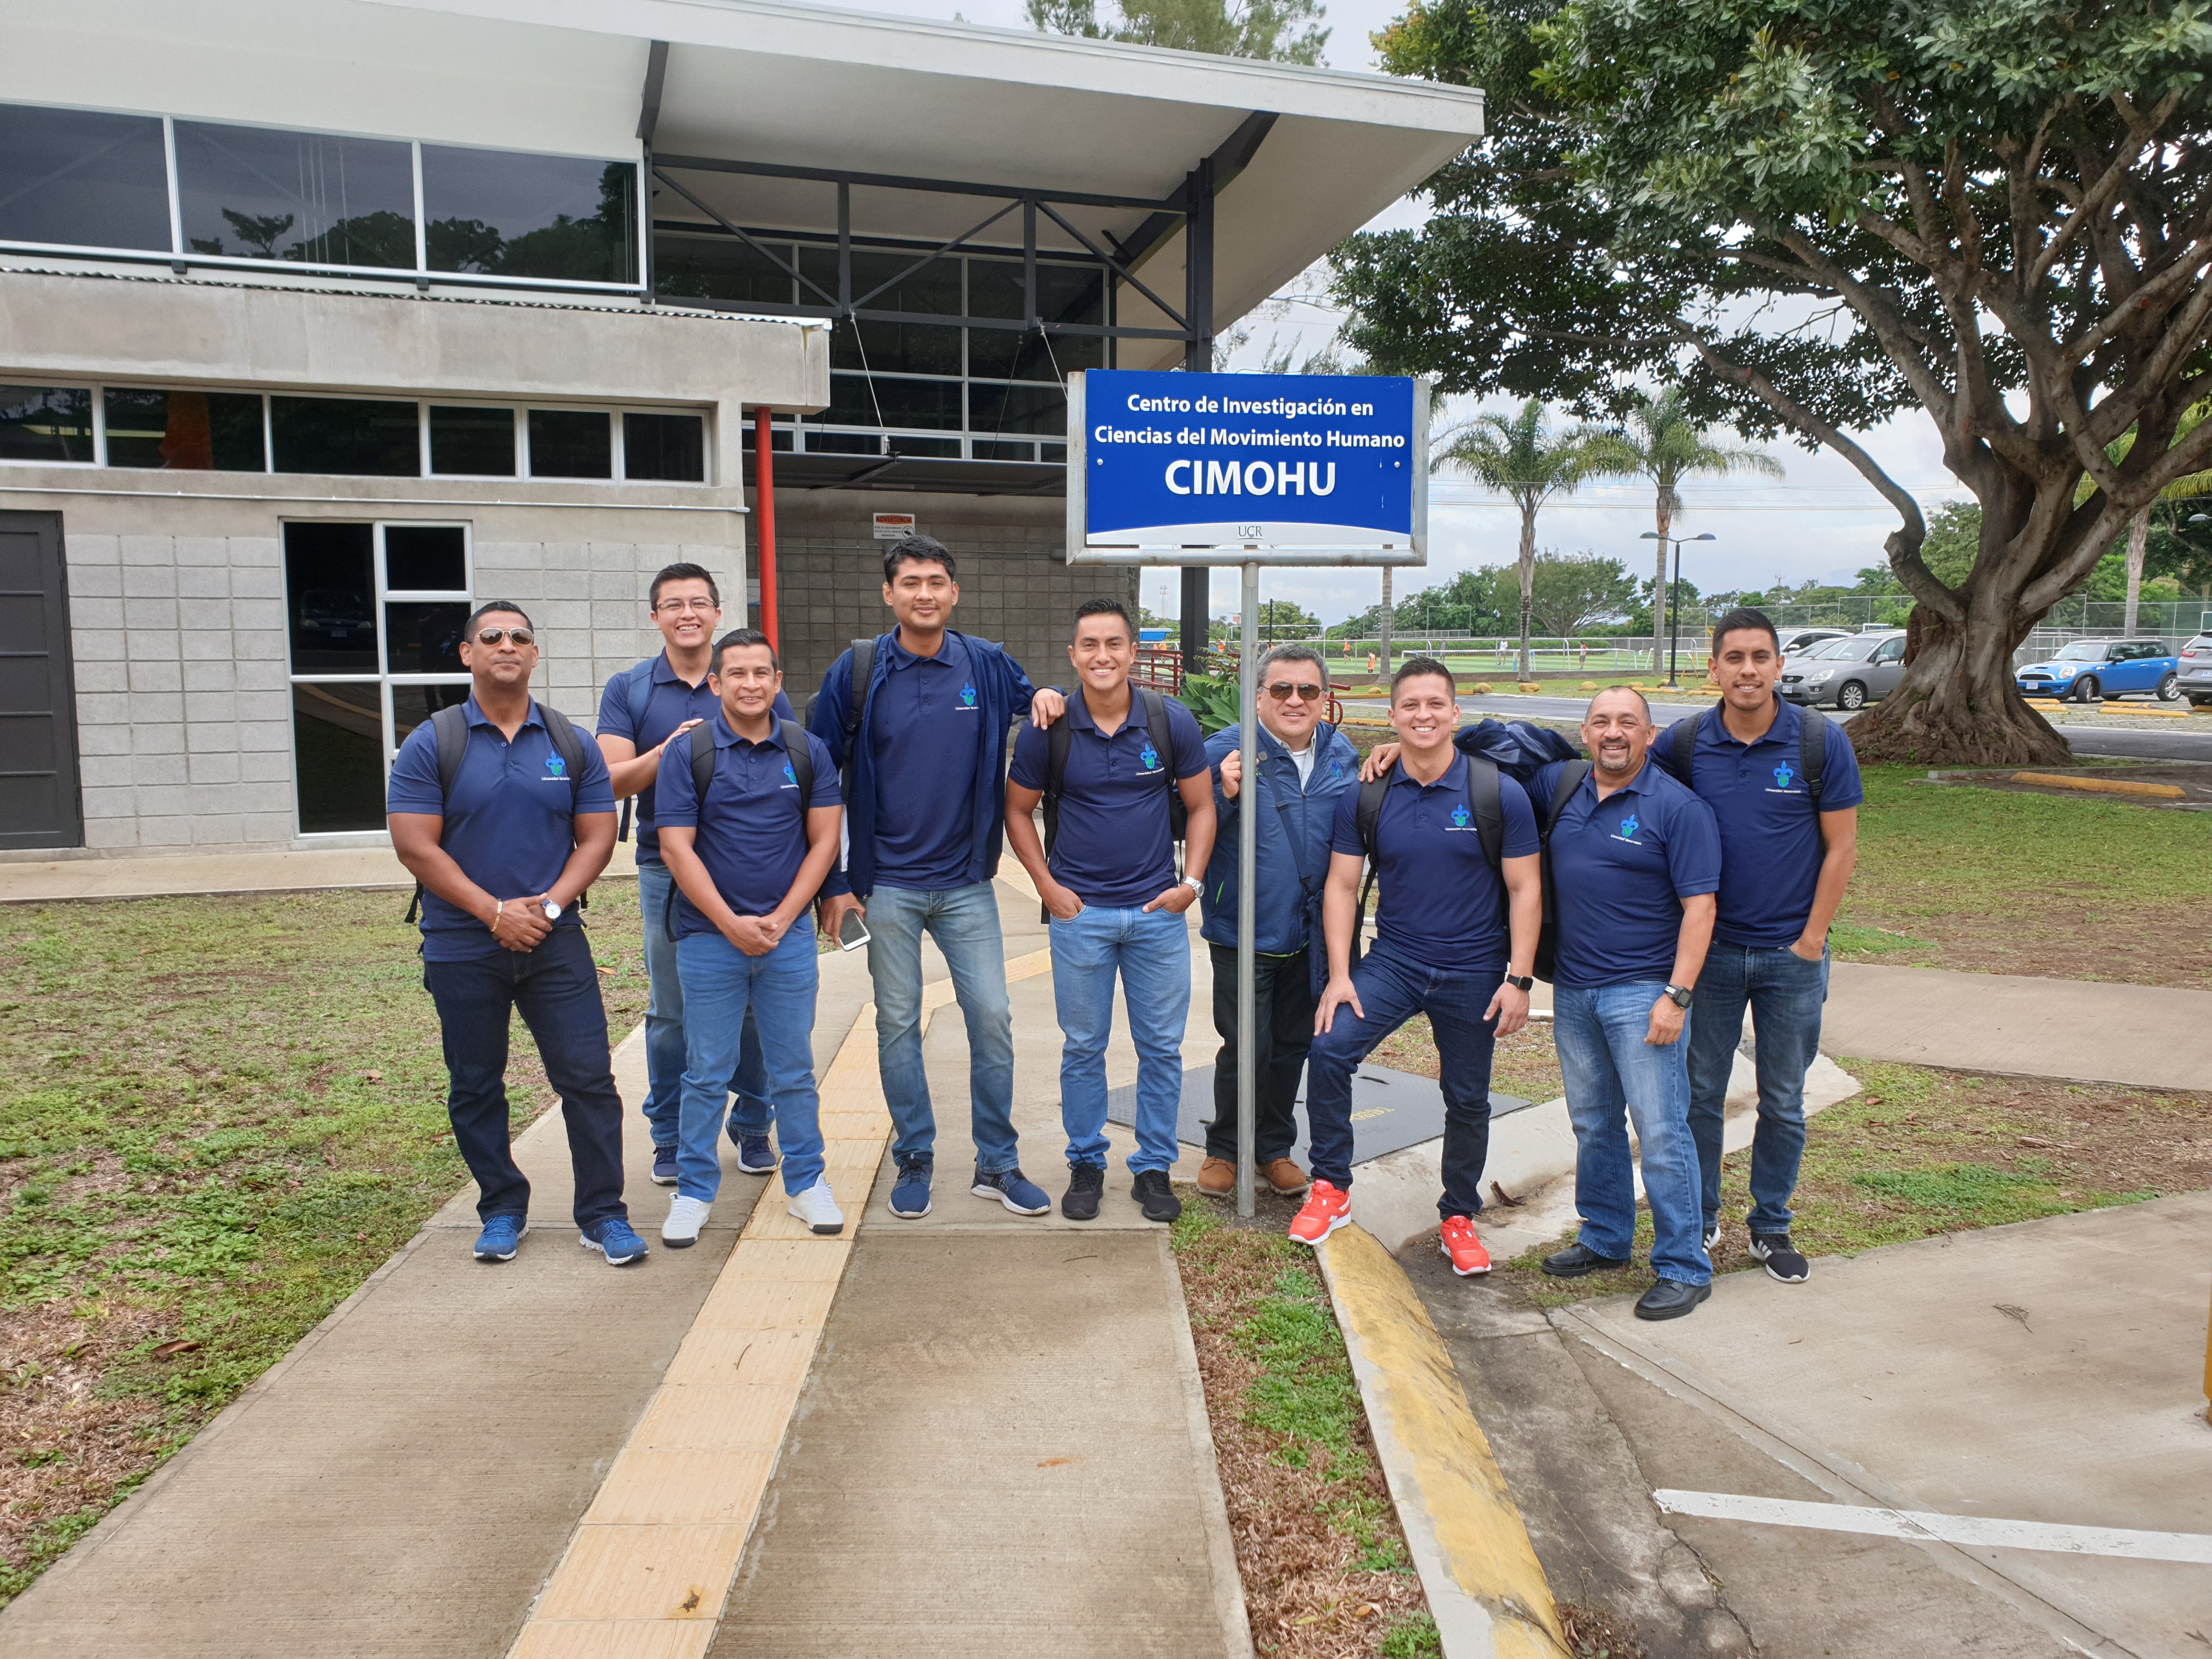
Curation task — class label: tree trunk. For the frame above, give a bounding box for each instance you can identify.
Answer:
[2124,510,2149,635]
[1517,503,1538,679]
[1379,566,1393,675]
[1650,488,1675,672]
[1850,585,2069,766]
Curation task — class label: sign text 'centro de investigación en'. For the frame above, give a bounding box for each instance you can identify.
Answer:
[1064,370,1430,566]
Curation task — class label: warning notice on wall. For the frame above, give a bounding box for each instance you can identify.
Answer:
[872,512,917,540]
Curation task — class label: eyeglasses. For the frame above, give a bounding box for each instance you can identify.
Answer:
[473,627,534,646]
[653,598,720,614]
[1265,681,1326,703]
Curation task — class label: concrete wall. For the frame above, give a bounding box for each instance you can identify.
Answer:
[763,489,1137,705]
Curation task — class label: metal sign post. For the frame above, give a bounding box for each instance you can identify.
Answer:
[1068,370,1430,1219]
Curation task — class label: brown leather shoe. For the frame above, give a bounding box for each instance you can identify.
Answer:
[1261,1158,1311,1197]
[1197,1156,1235,1197]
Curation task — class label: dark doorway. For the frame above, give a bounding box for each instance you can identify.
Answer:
[0,511,83,848]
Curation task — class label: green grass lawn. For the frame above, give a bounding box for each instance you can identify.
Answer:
[0,886,651,1605]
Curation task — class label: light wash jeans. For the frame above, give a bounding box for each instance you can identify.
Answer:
[673,924,821,1201]
[864,882,1020,1173]
[1687,943,1830,1235]
[1049,904,1190,1174]
[1553,981,1710,1286]
[639,860,769,1148]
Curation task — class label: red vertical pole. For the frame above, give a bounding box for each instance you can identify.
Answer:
[752,408,778,647]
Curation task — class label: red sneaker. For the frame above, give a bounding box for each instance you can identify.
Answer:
[1288,1180,1352,1245]
[1439,1215,1491,1276]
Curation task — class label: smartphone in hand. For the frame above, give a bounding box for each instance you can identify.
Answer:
[838,908,871,952]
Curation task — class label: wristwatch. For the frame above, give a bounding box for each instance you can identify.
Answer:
[1182,874,1204,894]
[1663,983,1693,1008]
[1504,973,1534,992]
[542,900,563,922]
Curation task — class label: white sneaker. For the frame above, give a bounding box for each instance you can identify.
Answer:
[786,1178,845,1236]
[662,1195,711,1249]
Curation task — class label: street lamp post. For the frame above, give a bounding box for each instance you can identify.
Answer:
[1640,530,1717,686]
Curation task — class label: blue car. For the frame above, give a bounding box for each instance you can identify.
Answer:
[2015,637,2180,703]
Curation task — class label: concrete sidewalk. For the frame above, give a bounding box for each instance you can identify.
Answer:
[0,841,638,902]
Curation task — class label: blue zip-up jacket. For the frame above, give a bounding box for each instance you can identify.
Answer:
[809,629,1039,899]
[1198,720,1359,957]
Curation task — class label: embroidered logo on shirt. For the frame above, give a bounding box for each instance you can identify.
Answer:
[544,754,567,778]
[781,761,798,789]
[1449,802,1472,830]
[1771,759,1797,791]
[960,682,978,709]
[1615,811,1641,844]
[1139,739,1162,772]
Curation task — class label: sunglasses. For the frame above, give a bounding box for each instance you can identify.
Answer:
[1265,681,1326,703]
[473,627,534,646]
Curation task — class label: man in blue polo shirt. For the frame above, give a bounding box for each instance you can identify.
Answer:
[654,628,845,1245]
[596,562,803,1189]
[1658,607,1862,1285]
[1534,688,1720,1320]
[1298,657,1541,1276]
[1004,598,1215,1224]
[811,536,1064,1222]
[388,601,648,1268]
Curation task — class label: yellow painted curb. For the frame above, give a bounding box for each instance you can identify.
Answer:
[2096,703,2192,717]
[2011,771,2186,800]
[1317,1225,1571,1659]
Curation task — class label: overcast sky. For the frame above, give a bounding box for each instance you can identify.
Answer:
[802,0,1968,625]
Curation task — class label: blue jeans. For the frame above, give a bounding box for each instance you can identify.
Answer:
[639,861,769,1147]
[1688,944,1830,1235]
[421,926,627,1229]
[1306,941,1498,1217]
[1050,905,1190,1174]
[673,924,822,1201]
[1554,982,1709,1286]
[865,882,1019,1173]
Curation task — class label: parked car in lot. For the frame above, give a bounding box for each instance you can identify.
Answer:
[1776,627,1851,657]
[1779,631,1907,709]
[2177,630,2212,706]
[2013,637,2179,702]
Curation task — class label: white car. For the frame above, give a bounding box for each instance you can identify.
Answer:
[1776,627,1850,657]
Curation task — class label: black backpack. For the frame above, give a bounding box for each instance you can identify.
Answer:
[403,701,589,923]
[1658,703,1829,813]
[803,637,879,767]
[1348,755,1503,965]
[1039,686,1189,921]
[659,718,815,941]
[1532,761,1592,983]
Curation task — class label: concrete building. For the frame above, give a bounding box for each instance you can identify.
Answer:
[0,0,1482,855]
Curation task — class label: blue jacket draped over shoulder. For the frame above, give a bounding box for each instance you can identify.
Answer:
[1198,720,1359,977]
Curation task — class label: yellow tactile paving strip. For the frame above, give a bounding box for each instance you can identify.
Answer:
[508,945,1053,1659]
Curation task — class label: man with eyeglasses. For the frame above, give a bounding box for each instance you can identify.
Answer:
[596,563,813,1191]
[389,602,648,1268]
[1194,645,1359,1201]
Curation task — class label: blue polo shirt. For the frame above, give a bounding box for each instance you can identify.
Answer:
[652,713,842,939]
[869,631,981,891]
[1533,758,1722,990]
[1328,754,1539,973]
[595,651,794,866]
[1008,689,1206,908]
[387,696,616,962]
[1667,701,1864,949]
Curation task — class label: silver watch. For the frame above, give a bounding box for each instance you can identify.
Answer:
[1182,875,1203,893]
[541,900,563,922]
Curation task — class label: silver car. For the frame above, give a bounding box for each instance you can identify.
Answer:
[1779,631,1908,709]
[2178,630,2212,707]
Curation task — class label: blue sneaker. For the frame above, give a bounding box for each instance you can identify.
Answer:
[473,1215,528,1262]
[890,1156,933,1219]
[972,1167,1051,1216]
[735,1134,777,1176]
[650,1144,679,1186]
[580,1217,650,1267]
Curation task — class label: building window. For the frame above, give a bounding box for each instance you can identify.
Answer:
[422,146,637,284]
[623,413,704,482]
[284,520,472,834]
[0,386,95,464]
[428,405,516,477]
[174,121,417,269]
[0,105,170,252]
[103,388,267,471]
[527,409,612,478]
[272,396,422,477]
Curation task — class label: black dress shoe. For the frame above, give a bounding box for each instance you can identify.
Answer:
[1634,1279,1713,1321]
[1542,1242,1632,1278]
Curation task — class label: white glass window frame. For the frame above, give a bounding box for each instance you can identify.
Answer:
[618,408,714,486]
[0,379,103,469]
[421,400,523,482]
[520,404,623,483]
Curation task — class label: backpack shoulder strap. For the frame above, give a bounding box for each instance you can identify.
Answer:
[689,719,715,808]
[1041,714,1074,854]
[781,720,813,815]
[1465,754,1503,873]
[1798,705,1829,811]
[1355,769,1391,864]
[1544,760,1591,837]
[1660,710,1702,786]
[539,705,585,795]
[431,703,471,805]
[624,658,656,732]
[846,637,878,737]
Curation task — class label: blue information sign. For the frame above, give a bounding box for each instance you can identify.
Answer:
[1066,370,1426,564]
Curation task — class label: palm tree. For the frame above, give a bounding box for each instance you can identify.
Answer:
[1433,398,1631,679]
[2096,403,2211,633]
[1614,390,1785,669]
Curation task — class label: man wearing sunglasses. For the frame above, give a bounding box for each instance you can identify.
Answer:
[389,602,648,1268]
[596,564,811,1192]
[1194,645,1359,1201]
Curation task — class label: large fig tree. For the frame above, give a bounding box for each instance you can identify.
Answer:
[1334,0,2212,763]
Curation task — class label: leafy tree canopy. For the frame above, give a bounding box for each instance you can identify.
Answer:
[1026,0,1328,62]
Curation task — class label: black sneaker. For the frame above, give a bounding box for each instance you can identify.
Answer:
[1634,1279,1712,1321]
[1131,1169,1182,1224]
[1062,1163,1105,1221]
[1702,1224,1720,1254]
[1748,1232,1809,1283]
[1541,1241,1632,1278]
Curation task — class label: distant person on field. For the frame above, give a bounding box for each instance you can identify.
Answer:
[1295,658,1541,1276]
[654,629,845,1244]
[1654,607,1862,1285]
[1533,689,1719,1320]
[388,602,647,1269]
[1195,644,1359,1201]
[595,562,804,1193]
[1005,600,1216,1226]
